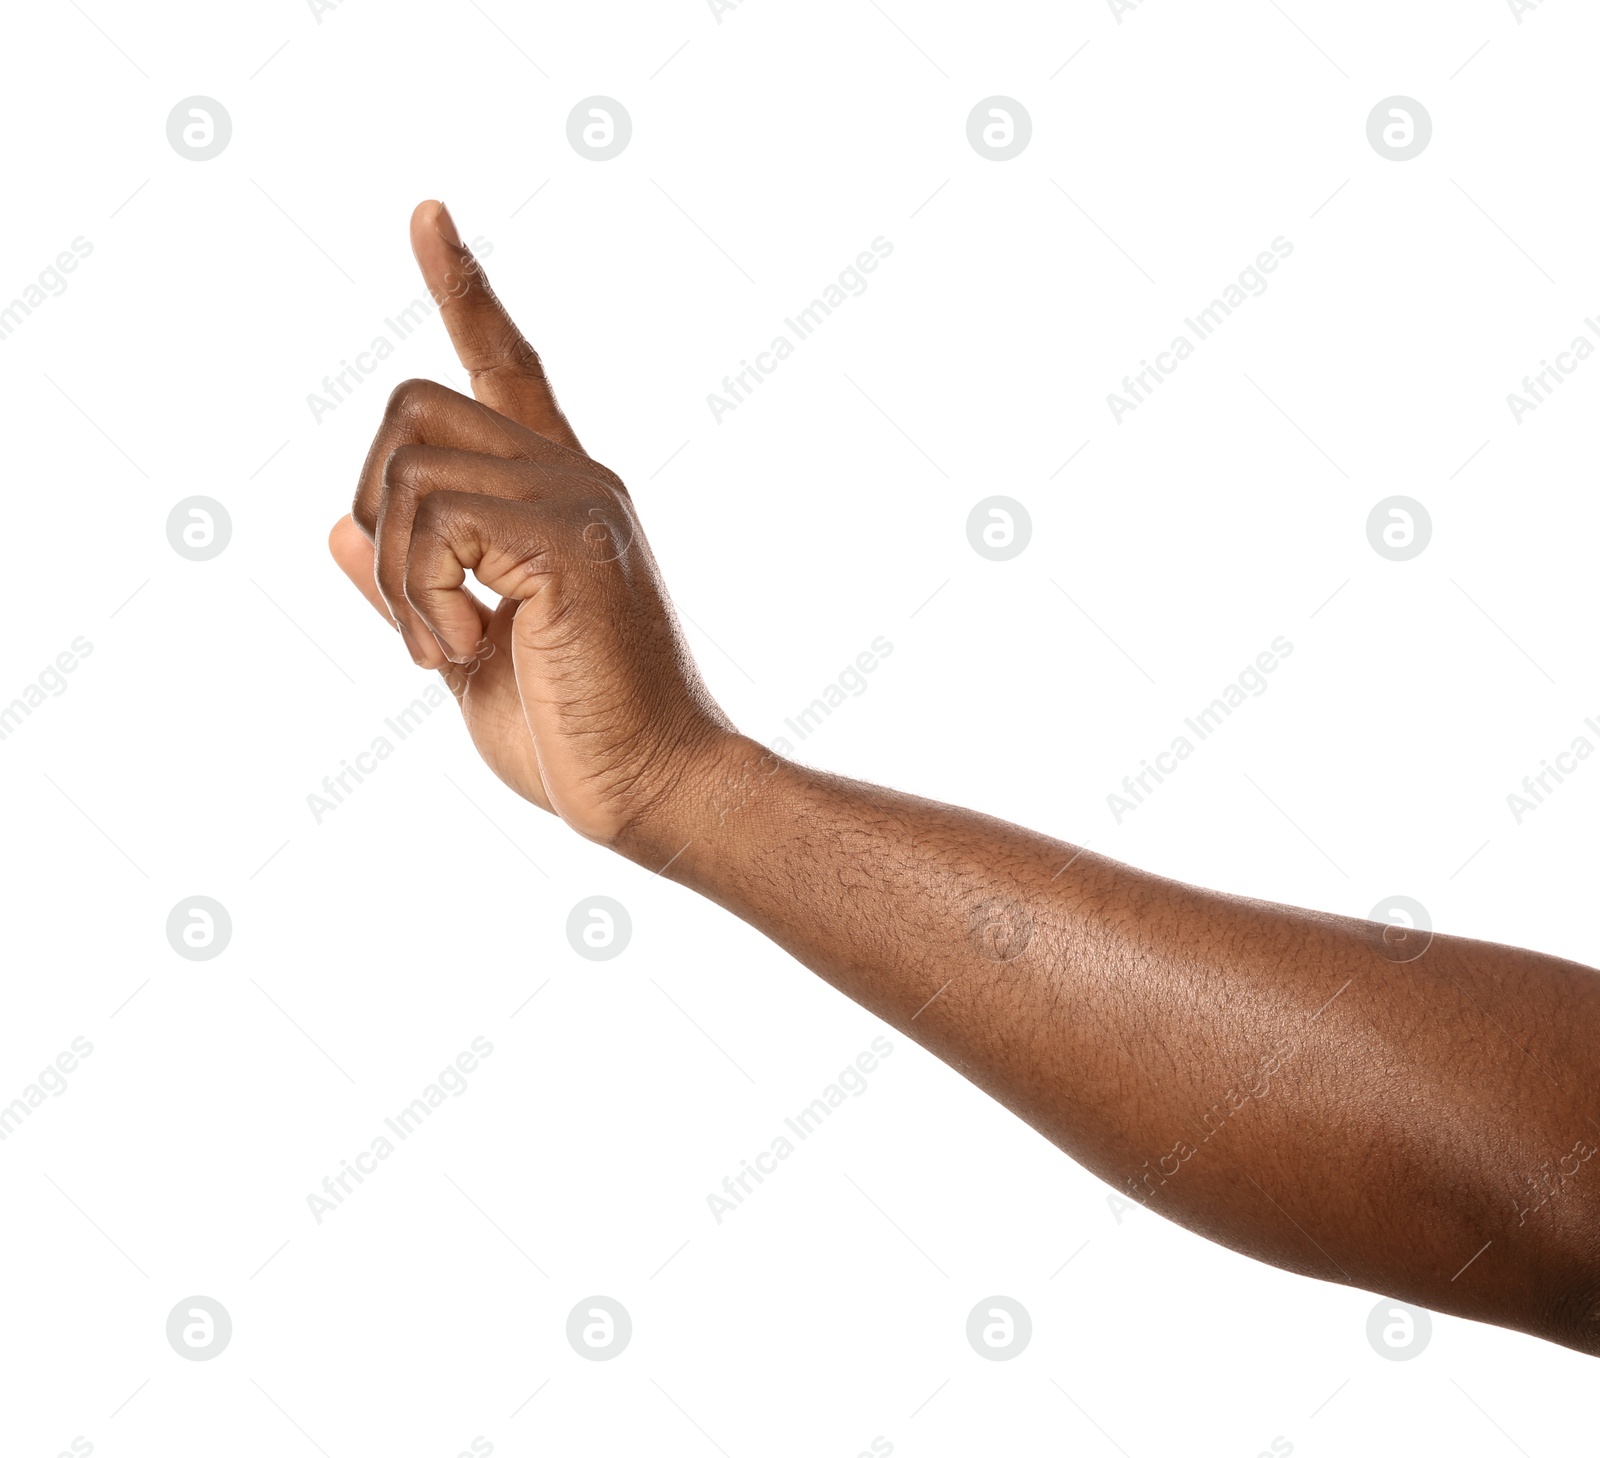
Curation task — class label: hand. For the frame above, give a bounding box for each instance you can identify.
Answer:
[328,201,734,849]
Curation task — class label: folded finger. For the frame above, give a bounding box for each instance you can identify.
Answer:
[404,492,580,666]
[352,376,551,539]
[375,446,575,668]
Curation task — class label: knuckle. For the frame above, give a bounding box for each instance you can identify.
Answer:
[383,442,429,486]
[384,377,439,424]
[591,461,628,497]
[563,496,634,565]
[411,488,461,536]
[510,336,546,375]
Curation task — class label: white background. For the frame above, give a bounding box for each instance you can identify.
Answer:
[2,0,1597,1454]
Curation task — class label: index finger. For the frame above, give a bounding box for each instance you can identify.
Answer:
[410,199,585,454]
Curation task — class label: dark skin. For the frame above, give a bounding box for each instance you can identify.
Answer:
[329,201,1600,1357]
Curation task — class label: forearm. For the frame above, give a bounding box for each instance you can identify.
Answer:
[633,733,1600,1354]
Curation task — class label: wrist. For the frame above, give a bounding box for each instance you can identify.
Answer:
[613,730,780,873]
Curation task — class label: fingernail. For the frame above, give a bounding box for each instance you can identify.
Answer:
[434,201,463,249]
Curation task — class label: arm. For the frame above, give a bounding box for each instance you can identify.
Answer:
[632,736,1600,1356]
[330,203,1600,1357]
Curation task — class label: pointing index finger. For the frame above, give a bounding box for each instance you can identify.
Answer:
[410,199,584,453]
